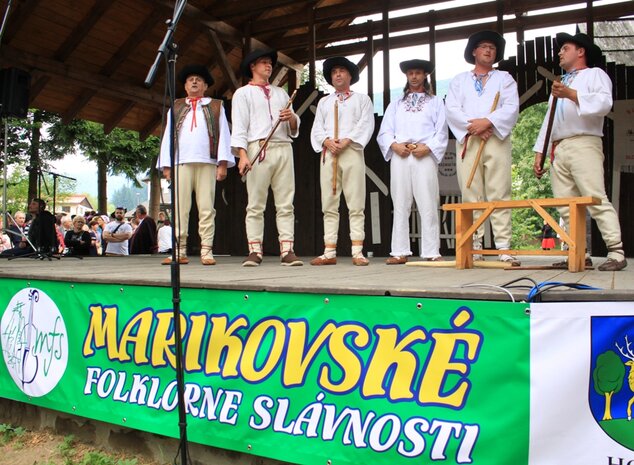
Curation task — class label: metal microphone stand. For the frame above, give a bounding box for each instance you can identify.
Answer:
[144,2,190,464]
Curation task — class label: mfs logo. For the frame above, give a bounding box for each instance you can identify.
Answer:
[590,316,634,451]
[0,288,68,397]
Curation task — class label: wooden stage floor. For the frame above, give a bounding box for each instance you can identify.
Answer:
[0,254,632,302]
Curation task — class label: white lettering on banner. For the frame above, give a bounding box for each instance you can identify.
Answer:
[248,392,479,462]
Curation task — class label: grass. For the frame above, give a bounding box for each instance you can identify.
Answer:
[0,425,142,465]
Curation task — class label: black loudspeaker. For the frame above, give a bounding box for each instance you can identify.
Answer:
[0,67,31,118]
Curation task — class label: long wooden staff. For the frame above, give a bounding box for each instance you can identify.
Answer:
[466,91,500,189]
[539,76,561,172]
[241,89,298,182]
[332,100,338,195]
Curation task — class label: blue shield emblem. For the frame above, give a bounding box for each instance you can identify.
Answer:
[590,315,634,450]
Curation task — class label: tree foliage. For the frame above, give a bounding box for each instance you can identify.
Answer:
[593,350,625,420]
[510,103,557,248]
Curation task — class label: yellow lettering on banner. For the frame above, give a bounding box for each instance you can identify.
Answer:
[283,321,336,387]
[83,305,120,359]
[418,309,482,408]
[241,319,286,382]
[117,310,153,363]
[205,315,248,376]
[185,314,208,371]
[363,328,427,400]
[319,324,369,393]
[151,312,187,368]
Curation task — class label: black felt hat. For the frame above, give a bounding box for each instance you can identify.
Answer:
[178,64,214,86]
[399,59,434,74]
[555,32,602,68]
[240,48,278,78]
[464,30,506,64]
[323,56,360,85]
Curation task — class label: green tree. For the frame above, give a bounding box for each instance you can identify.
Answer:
[593,350,625,420]
[511,103,556,248]
[3,110,75,203]
[47,121,159,214]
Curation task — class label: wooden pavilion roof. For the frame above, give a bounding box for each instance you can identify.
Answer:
[0,0,632,139]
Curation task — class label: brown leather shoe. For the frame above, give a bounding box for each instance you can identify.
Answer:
[352,256,369,266]
[161,256,189,265]
[552,257,593,269]
[281,251,303,266]
[242,252,262,267]
[385,256,407,265]
[201,256,216,265]
[310,255,337,266]
[598,257,627,271]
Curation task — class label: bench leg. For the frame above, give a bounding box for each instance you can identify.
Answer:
[568,204,587,272]
[455,209,474,269]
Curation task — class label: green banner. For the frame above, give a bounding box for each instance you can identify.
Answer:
[0,278,529,465]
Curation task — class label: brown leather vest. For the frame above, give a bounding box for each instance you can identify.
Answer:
[172,98,222,161]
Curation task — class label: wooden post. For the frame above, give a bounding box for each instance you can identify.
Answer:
[287,69,298,94]
[496,0,504,34]
[382,7,390,112]
[308,7,316,89]
[429,10,436,95]
[586,0,594,39]
[366,20,374,102]
[242,22,251,85]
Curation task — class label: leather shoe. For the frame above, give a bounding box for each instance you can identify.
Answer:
[352,256,369,266]
[385,256,407,265]
[161,256,189,265]
[281,251,303,266]
[242,252,262,267]
[598,257,627,271]
[310,255,337,266]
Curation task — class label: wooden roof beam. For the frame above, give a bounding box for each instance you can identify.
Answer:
[28,73,51,104]
[0,46,166,108]
[292,1,634,61]
[104,101,137,135]
[140,113,163,140]
[251,0,451,35]
[62,89,96,124]
[207,29,240,91]
[2,0,43,45]
[269,0,592,51]
[54,0,115,62]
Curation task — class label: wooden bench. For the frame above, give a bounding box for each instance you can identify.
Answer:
[441,196,601,272]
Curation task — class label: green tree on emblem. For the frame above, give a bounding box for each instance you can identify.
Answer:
[593,350,625,420]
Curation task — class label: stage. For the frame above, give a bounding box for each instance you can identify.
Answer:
[0,254,632,302]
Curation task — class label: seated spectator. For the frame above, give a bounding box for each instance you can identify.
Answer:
[157,219,172,253]
[0,216,11,252]
[8,210,26,247]
[89,219,102,256]
[64,216,91,256]
[1,199,57,257]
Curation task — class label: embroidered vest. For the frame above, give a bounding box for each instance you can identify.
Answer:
[172,98,222,161]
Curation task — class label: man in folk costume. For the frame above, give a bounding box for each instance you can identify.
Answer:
[533,33,626,271]
[310,57,375,266]
[377,59,448,264]
[232,48,303,267]
[445,30,520,265]
[157,64,234,265]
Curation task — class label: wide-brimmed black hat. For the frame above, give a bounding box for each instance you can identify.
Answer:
[240,48,278,78]
[555,32,602,68]
[323,56,360,85]
[464,30,505,64]
[399,59,434,74]
[178,64,214,86]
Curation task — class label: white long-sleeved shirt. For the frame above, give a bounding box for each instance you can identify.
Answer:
[445,69,519,144]
[230,84,299,152]
[377,92,448,164]
[158,97,234,168]
[310,92,375,153]
[533,67,613,154]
